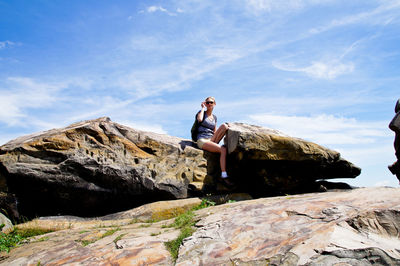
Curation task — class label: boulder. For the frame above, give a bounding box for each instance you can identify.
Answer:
[1,187,399,265]
[225,123,360,195]
[0,212,13,234]
[0,118,360,218]
[0,117,208,218]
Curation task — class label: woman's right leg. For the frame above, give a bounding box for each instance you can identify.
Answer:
[201,141,226,172]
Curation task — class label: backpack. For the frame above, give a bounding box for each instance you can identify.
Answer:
[191,111,202,141]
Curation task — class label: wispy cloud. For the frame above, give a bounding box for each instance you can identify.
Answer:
[309,1,400,34]
[0,76,96,128]
[245,0,304,13]
[0,40,15,49]
[0,77,61,125]
[273,60,354,79]
[116,46,244,99]
[248,113,390,145]
[141,5,182,16]
[374,180,397,187]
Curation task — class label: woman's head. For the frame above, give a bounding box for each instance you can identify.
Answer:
[205,96,216,106]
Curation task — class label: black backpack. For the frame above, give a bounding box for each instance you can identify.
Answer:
[191,111,202,141]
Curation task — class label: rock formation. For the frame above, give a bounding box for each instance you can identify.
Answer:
[224,123,360,195]
[1,187,399,265]
[0,117,206,218]
[0,117,360,219]
[388,98,400,183]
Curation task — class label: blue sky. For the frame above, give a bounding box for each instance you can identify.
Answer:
[1,0,399,187]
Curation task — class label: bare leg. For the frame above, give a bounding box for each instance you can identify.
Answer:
[202,141,226,172]
[220,145,227,173]
[211,123,229,144]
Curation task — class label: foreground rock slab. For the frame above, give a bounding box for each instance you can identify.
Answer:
[1,187,399,265]
[178,187,400,265]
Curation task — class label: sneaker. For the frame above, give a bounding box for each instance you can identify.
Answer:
[218,177,236,189]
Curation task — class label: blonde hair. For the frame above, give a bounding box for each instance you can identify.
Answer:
[205,96,216,104]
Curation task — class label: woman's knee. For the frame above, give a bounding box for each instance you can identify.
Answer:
[218,123,229,133]
[220,145,227,155]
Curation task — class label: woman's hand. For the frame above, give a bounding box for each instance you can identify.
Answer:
[201,102,206,109]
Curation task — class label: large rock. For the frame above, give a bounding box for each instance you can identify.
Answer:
[0,117,208,218]
[0,118,360,218]
[1,187,399,265]
[225,123,360,194]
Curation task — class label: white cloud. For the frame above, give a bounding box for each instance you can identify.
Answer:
[145,5,178,16]
[116,47,244,99]
[245,0,303,13]
[118,120,167,135]
[272,60,354,79]
[374,180,396,187]
[248,113,390,145]
[0,40,15,49]
[0,77,89,127]
[0,77,61,125]
[309,1,400,34]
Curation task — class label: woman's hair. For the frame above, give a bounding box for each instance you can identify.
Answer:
[205,96,216,104]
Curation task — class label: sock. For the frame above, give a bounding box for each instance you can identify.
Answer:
[221,171,228,178]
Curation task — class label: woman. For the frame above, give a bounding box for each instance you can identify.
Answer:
[196,96,234,187]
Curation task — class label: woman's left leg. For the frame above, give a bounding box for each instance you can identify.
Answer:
[211,123,229,144]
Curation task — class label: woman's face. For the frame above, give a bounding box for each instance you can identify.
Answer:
[205,98,215,110]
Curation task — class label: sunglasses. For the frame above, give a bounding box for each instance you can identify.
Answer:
[206,101,214,104]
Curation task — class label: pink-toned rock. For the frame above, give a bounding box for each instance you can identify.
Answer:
[177,187,400,265]
[1,187,400,265]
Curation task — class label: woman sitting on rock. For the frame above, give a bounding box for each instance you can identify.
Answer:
[196,96,234,187]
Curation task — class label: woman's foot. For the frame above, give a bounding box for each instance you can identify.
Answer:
[219,176,236,189]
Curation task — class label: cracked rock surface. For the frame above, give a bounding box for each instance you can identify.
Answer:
[0,118,360,219]
[177,187,400,265]
[1,187,399,265]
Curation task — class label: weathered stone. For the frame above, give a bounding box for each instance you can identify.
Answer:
[0,117,208,218]
[0,212,13,234]
[0,118,360,218]
[225,123,361,194]
[1,187,399,265]
[0,192,19,221]
[176,187,400,265]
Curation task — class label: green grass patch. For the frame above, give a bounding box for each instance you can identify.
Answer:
[164,198,216,261]
[113,233,127,244]
[0,227,54,253]
[81,240,93,247]
[164,226,195,260]
[150,232,161,236]
[192,199,216,211]
[80,227,121,246]
[102,228,120,238]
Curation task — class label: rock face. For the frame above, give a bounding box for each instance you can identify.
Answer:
[1,187,399,265]
[0,117,207,218]
[0,117,360,218]
[388,98,400,183]
[225,123,360,195]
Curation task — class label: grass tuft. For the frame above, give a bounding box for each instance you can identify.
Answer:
[164,198,216,261]
[0,227,54,253]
